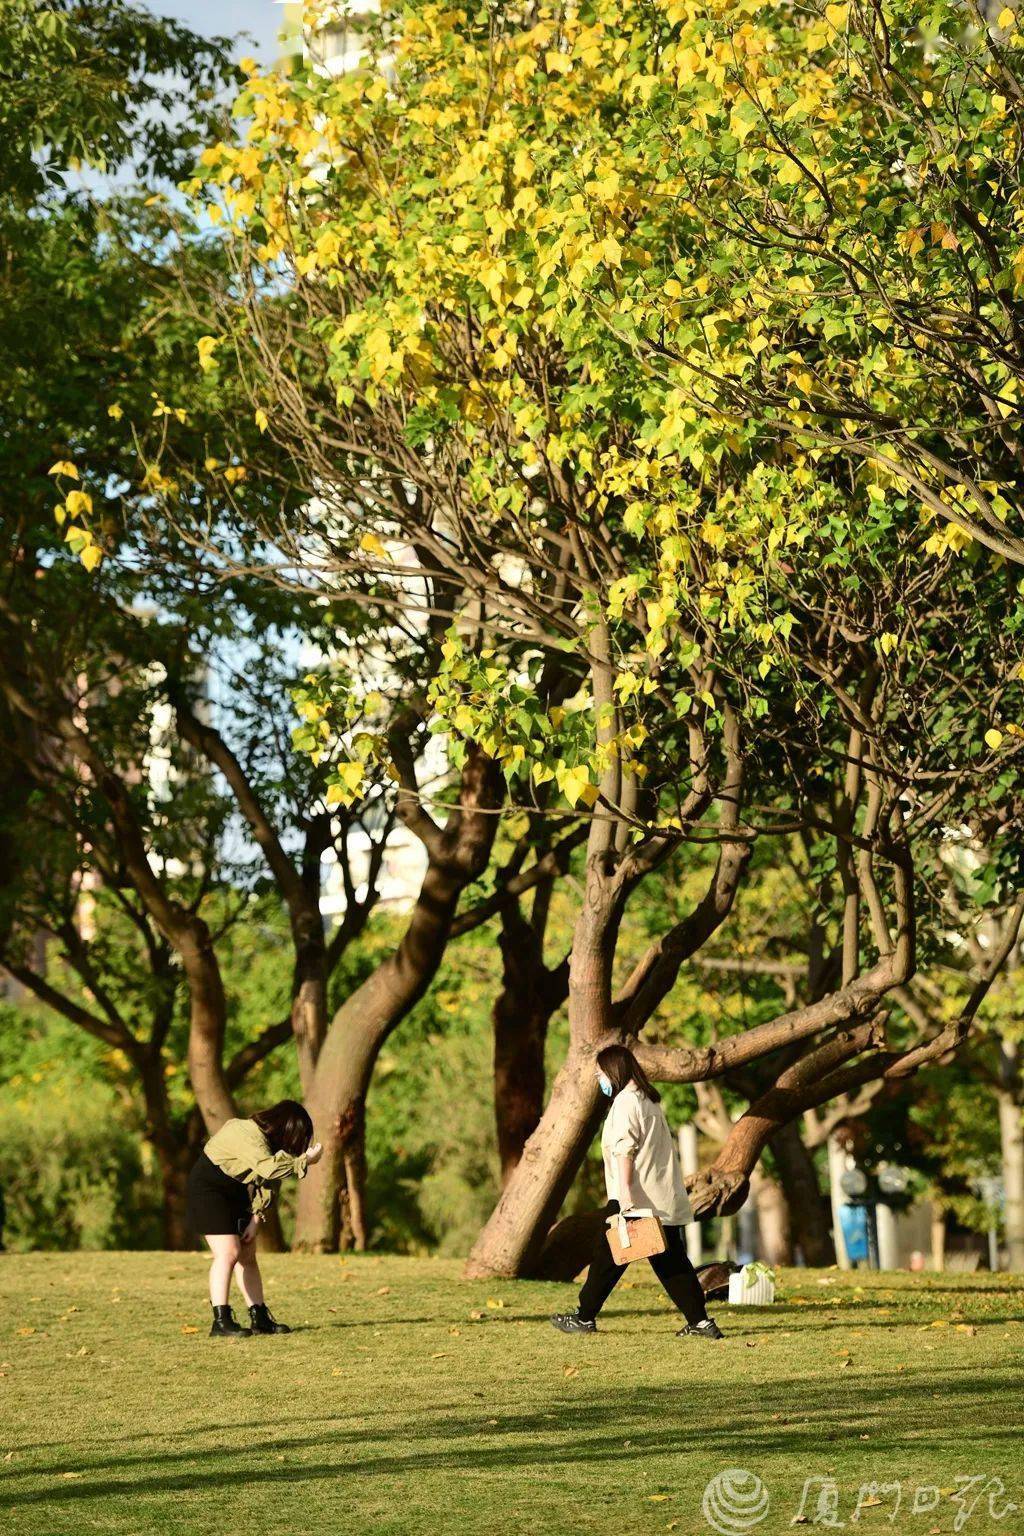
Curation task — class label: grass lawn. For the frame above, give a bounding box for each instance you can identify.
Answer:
[0,1252,1022,1536]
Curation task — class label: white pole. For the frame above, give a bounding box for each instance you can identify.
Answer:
[827,1135,851,1270]
[876,1201,899,1270]
[679,1123,703,1265]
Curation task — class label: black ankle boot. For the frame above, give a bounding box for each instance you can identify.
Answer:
[249,1303,291,1335]
[209,1304,251,1338]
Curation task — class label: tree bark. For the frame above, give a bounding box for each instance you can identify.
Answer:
[770,1119,836,1266]
[293,745,503,1251]
[998,1041,1024,1273]
[492,896,567,1184]
[751,1167,792,1267]
[465,847,626,1278]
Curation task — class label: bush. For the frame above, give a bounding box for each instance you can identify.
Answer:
[0,1078,160,1252]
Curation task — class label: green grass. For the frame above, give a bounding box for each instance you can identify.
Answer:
[1,1253,1022,1535]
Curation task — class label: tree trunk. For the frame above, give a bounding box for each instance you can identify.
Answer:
[140,1061,201,1251]
[340,1107,368,1251]
[158,1153,193,1250]
[493,901,566,1184]
[770,1119,836,1266]
[465,1045,604,1277]
[751,1167,792,1266]
[181,918,234,1133]
[998,1040,1024,1272]
[465,849,624,1278]
[294,746,503,1251]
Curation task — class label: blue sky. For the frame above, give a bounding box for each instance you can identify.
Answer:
[145,0,288,65]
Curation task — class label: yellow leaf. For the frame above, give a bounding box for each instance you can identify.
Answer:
[998,7,1015,27]
[255,408,269,434]
[66,490,93,517]
[880,631,898,656]
[107,403,123,421]
[80,545,102,573]
[48,461,79,480]
[360,531,388,559]
[826,3,850,28]
[985,728,1004,749]
[197,335,222,372]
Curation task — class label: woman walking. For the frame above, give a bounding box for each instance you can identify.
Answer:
[186,1100,321,1337]
[551,1045,723,1340]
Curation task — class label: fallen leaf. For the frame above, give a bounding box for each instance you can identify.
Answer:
[331,1367,343,1376]
[955,1324,977,1335]
[15,1329,34,1337]
[376,1286,391,1297]
[486,1298,506,1310]
[648,1494,669,1502]
[860,1496,883,1508]
[181,1326,199,1336]
[448,1327,461,1336]
[563,1364,579,1378]
[430,1352,450,1360]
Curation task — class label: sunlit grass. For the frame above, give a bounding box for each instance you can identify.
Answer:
[1,1253,1022,1534]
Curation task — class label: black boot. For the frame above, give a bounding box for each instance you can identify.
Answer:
[209,1304,251,1338]
[249,1303,291,1335]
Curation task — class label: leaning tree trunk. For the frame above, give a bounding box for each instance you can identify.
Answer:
[465,850,624,1278]
[998,1040,1024,1272]
[294,747,503,1252]
[770,1119,836,1266]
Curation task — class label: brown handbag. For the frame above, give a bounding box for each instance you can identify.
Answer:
[606,1207,667,1265]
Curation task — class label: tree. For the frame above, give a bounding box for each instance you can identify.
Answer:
[85,0,1024,1268]
[0,0,412,1244]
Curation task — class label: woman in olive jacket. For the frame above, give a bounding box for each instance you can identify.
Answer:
[185,1100,321,1336]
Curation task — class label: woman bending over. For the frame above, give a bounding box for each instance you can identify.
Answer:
[186,1100,321,1337]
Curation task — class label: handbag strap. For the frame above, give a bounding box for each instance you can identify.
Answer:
[608,1207,655,1249]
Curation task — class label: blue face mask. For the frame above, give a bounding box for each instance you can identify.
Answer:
[597,1072,614,1098]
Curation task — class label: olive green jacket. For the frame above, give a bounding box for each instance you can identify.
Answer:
[204,1118,309,1217]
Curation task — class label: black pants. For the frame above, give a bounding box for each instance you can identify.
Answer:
[578,1207,708,1326]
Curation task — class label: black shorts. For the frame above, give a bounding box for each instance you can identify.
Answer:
[186,1153,253,1238]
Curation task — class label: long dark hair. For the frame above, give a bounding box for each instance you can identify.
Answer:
[252,1100,314,1156]
[596,1044,661,1103]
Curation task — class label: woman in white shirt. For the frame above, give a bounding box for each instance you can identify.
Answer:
[551,1045,723,1339]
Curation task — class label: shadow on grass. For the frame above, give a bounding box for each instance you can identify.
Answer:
[3,1369,1020,1511]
